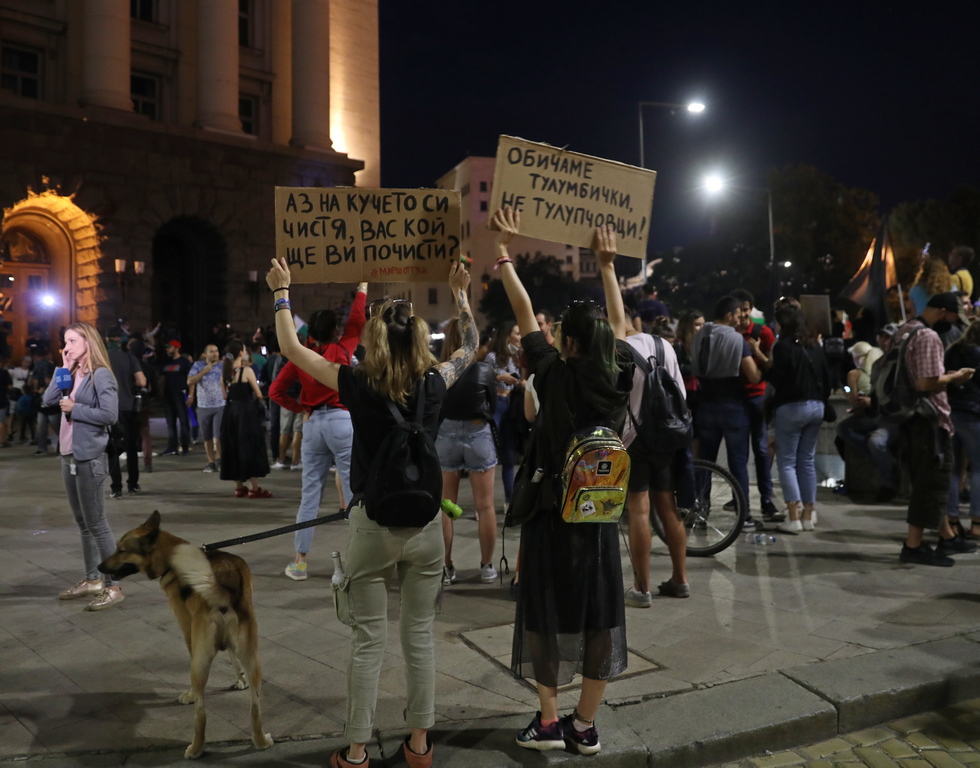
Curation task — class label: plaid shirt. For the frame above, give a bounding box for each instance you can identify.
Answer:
[896,319,952,435]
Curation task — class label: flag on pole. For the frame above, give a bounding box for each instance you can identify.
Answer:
[839,218,897,332]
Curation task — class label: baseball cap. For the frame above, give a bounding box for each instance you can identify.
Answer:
[926,292,970,325]
[165,339,182,349]
[878,323,899,338]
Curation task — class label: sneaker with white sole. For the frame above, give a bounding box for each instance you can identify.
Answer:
[270,461,287,470]
[59,579,103,600]
[202,463,217,473]
[776,519,802,535]
[285,562,308,581]
[291,463,303,471]
[561,714,601,755]
[86,587,124,611]
[516,712,565,751]
[624,587,652,608]
[480,563,498,583]
[442,565,456,586]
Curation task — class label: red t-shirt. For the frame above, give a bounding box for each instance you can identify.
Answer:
[269,291,367,412]
[740,322,774,399]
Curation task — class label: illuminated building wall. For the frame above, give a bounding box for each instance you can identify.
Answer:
[0,0,379,360]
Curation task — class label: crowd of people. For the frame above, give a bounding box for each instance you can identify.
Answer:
[4,220,980,763]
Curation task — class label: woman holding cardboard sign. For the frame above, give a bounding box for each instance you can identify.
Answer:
[492,205,633,756]
[266,257,476,768]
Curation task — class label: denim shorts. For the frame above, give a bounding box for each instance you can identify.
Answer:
[435,419,496,473]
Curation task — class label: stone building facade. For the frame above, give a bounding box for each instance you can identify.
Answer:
[0,0,379,360]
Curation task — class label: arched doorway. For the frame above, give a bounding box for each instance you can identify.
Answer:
[1,191,99,361]
[151,217,227,354]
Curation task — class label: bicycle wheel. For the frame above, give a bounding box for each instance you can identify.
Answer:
[651,459,748,557]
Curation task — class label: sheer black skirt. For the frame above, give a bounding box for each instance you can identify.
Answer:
[511,510,627,687]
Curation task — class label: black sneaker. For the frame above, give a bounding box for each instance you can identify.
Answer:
[723,499,737,511]
[128,485,142,495]
[900,543,954,567]
[109,490,122,499]
[761,499,785,522]
[161,448,177,456]
[516,712,565,751]
[742,517,762,532]
[937,532,978,556]
[561,714,601,755]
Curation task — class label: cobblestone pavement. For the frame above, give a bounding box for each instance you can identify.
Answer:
[731,699,980,768]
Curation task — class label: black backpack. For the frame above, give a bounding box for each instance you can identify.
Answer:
[361,372,443,527]
[871,326,936,424]
[627,335,693,458]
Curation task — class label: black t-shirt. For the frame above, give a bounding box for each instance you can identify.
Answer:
[699,338,752,401]
[338,365,447,497]
[523,330,633,476]
[109,349,142,412]
[441,361,496,422]
[160,356,191,398]
[0,366,12,405]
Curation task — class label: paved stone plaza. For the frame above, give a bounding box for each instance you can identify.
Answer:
[3,422,980,766]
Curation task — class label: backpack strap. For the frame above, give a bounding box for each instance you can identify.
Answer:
[385,373,428,426]
[652,334,664,366]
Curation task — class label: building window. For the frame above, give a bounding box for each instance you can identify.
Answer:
[131,73,159,120]
[130,0,155,21]
[239,95,258,135]
[460,183,470,197]
[479,181,487,192]
[1,45,41,99]
[239,0,254,47]
[428,287,438,305]
[479,200,487,212]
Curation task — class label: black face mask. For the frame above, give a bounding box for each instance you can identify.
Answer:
[931,320,953,335]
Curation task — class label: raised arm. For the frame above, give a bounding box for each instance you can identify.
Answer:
[266,257,342,391]
[490,206,538,338]
[434,261,477,388]
[595,225,627,341]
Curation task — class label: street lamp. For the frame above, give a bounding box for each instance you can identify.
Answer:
[702,174,778,310]
[636,100,706,281]
[637,101,706,169]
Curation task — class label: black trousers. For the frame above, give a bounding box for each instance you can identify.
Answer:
[108,409,141,492]
[901,415,953,530]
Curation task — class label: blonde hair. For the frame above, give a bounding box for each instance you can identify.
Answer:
[358,301,436,406]
[914,256,953,297]
[440,319,461,363]
[65,322,114,378]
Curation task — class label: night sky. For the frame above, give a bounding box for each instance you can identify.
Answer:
[378,2,980,253]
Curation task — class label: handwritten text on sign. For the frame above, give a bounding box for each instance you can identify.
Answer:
[275,187,461,283]
[488,136,656,259]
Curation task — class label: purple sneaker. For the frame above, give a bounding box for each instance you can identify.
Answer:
[561,714,601,755]
[516,712,565,751]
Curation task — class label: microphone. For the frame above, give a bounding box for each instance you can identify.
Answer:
[54,367,73,421]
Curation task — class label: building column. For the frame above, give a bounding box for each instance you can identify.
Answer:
[271,0,292,145]
[81,0,132,111]
[291,0,332,150]
[197,0,241,133]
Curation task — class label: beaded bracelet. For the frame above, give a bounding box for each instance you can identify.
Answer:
[274,297,291,312]
[493,258,514,271]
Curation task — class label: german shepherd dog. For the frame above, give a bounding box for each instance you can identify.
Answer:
[98,511,274,759]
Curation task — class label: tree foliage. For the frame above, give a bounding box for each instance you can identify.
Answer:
[478,252,593,330]
[652,165,880,315]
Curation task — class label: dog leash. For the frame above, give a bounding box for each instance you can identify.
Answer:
[201,510,348,552]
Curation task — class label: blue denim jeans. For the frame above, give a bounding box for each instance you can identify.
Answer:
[294,409,354,554]
[836,414,898,488]
[773,400,824,504]
[696,398,751,505]
[949,411,980,520]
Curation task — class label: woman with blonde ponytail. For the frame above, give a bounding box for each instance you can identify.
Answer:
[266,258,476,768]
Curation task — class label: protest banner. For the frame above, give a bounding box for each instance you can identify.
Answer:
[275,187,461,283]
[488,136,656,259]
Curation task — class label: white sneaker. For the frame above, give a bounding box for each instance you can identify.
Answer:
[86,587,125,611]
[624,587,652,608]
[776,519,802,535]
[802,515,816,531]
[271,461,287,470]
[442,565,456,586]
[480,563,498,583]
[291,463,303,471]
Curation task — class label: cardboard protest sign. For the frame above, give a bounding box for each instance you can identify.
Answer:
[488,136,656,259]
[275,187,461,283]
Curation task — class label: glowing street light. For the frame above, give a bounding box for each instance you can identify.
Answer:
[686,102,706,113]
[637,99,707,169]
[40,294,56,308]
[702,174,779,306]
